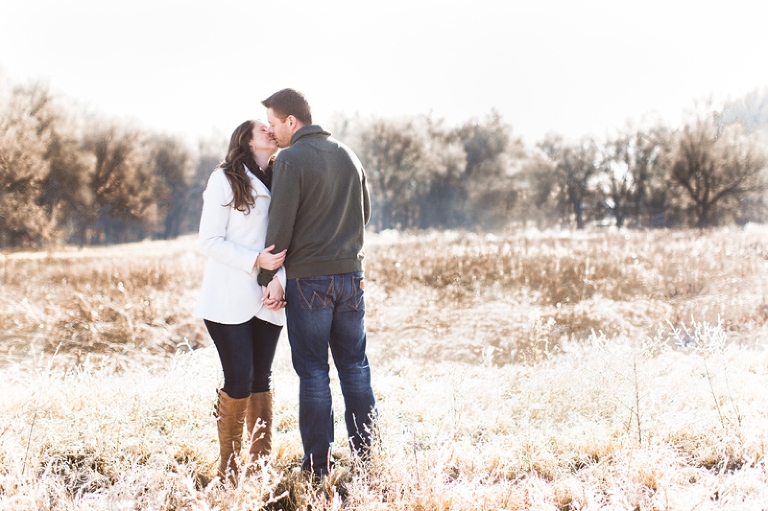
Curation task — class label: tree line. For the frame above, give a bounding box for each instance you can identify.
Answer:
[0,81,218,248]
[2,79,768,249]
[350,100,768,232]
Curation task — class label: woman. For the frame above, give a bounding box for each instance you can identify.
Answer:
[194,119,287,484]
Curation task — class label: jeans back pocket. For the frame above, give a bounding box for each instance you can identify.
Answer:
[296,276,334,310]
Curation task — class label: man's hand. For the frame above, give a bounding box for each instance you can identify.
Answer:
[255,245,286,271]
[261,277,286,310]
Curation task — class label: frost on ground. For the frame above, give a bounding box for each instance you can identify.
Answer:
[2,227,768,510]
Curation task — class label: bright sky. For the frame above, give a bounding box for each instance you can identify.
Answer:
[2,0,768,145]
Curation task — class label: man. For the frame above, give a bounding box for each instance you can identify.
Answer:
[257,88,376,478]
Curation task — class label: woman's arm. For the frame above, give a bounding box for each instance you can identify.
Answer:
[198,170,261,274]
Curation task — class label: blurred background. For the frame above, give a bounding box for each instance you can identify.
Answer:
[2,0,768,248]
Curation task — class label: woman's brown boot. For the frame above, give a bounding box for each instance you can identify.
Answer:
[214,389,248,484]
[246,391,273,464]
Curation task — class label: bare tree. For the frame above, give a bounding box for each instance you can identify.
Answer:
[512,154,560,228]
[0,82,58,247]
[452,110,524,229]
[538,134,600,229]
[417,118,467,229]
[599,125,672,227]
[355,118,435,230]
[79,123,162,243]
[671,112,768,227]
[147,135,194,239]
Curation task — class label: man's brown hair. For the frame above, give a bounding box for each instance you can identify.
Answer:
[262,88,312,126]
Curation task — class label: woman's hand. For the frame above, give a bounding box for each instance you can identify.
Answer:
[255,244,286,271]
[262,277,286,310]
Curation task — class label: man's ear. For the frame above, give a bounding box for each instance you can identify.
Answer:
[287,115,297,130]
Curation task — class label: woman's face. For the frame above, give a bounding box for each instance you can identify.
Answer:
[249,120,278,157]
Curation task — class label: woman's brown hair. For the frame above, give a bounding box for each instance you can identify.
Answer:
[219,120,272,213]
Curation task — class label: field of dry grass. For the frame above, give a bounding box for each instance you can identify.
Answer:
[2,226,768,510]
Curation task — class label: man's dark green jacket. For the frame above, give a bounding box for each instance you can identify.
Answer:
[257,125,371,286]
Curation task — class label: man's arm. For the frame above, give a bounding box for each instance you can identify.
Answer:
[257,160,299,286]
[361,167,371,226]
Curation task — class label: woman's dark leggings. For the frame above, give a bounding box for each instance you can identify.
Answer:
[204,317,282,399]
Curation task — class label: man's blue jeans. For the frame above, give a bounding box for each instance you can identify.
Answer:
[285,271,376,475]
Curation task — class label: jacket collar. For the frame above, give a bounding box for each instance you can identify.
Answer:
[290,124,330,145]
[243,164,270,196]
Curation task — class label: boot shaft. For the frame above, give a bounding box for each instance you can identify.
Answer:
[246,391,273,460]
[215,389,248,483]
